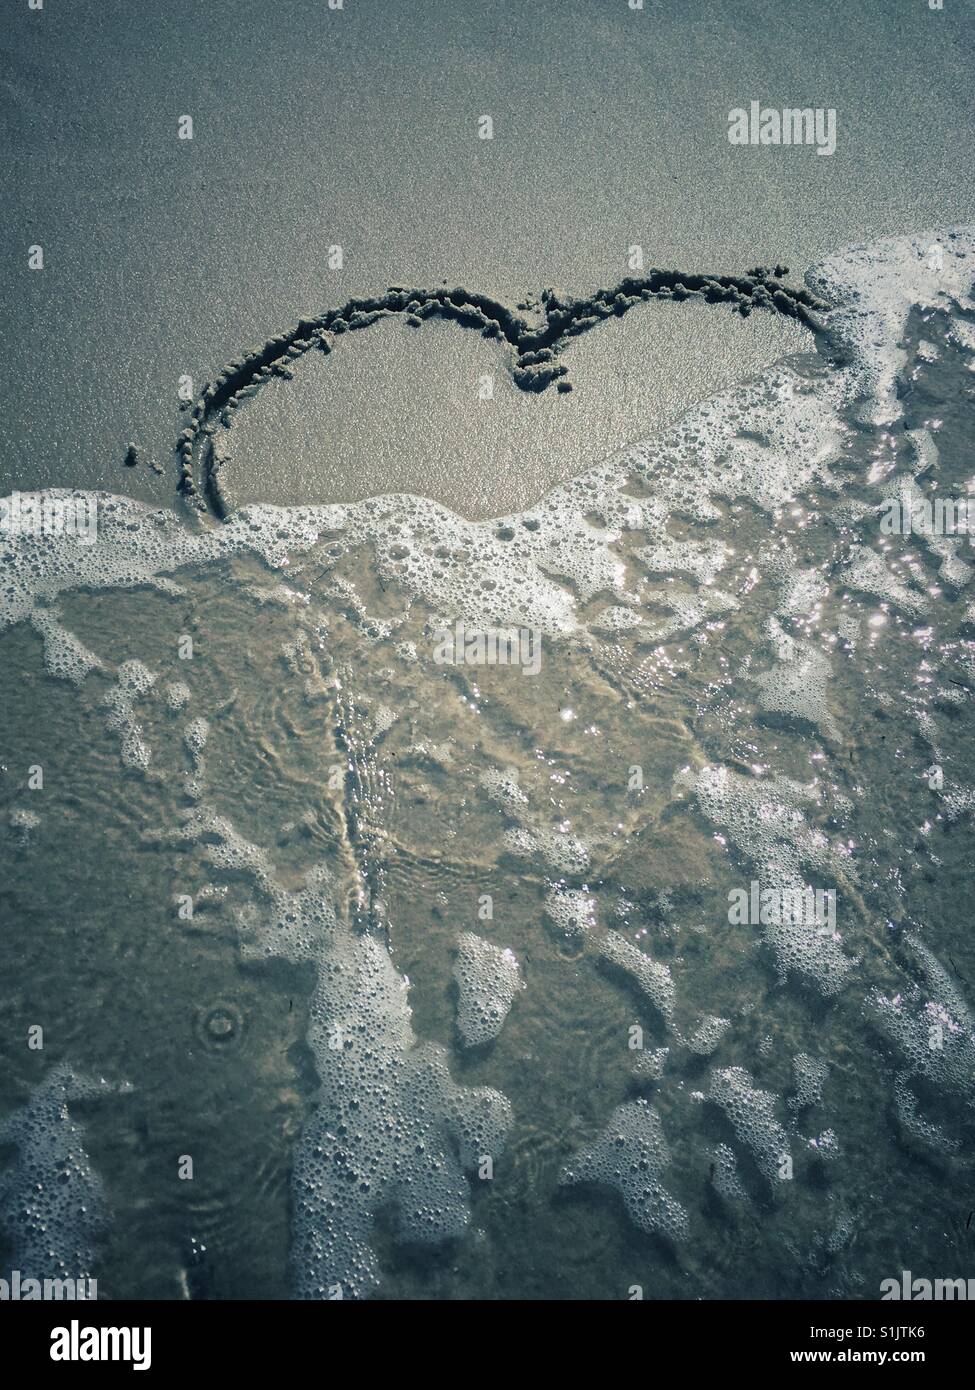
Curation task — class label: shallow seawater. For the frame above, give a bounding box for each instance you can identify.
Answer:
[2,229,975,1300]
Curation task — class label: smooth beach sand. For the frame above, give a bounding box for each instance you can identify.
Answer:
[2,0,973,511]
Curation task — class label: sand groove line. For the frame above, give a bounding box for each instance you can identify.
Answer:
[171,271,831,517]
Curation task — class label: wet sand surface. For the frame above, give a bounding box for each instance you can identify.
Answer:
[3,0,973,509]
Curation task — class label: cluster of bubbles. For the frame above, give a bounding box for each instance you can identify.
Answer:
[543,884,598,940]
[753,618,839,741]
[597,929,675,1029]
[867,936,975,1152]
[673,763,856,997]
[30,605,103,686]
[453,932,524,1048]
[0,1067,123,1287]
[102,659,158,770]
[684,1015,732,1057]
[708,1066,792,1191]
[560,1099,689,1244]
[790,1053,830,1112]
[707,1141,748,1204]
[165,680,190,712]
[480,764,592,875]
[149,805,513,1299]
[296,930,512,1299]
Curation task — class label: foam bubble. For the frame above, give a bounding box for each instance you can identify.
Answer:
[675,763,856,996]
[708,1066,791,1190]
[29,607,103,686]
[150,806,512,1299]
[598,931,675,1028]
[165,681,191,712]
[543,884,597,939]
[0,1067,119,1288]
[754,619,839,740]
[684,1015,731,1057]
[560,1099,689,1243]
[453,933,524,1048]
[707,1141,748,1203]
[791,1053,829,1111]
[867,935,975,1150]
[102,660,157,770]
